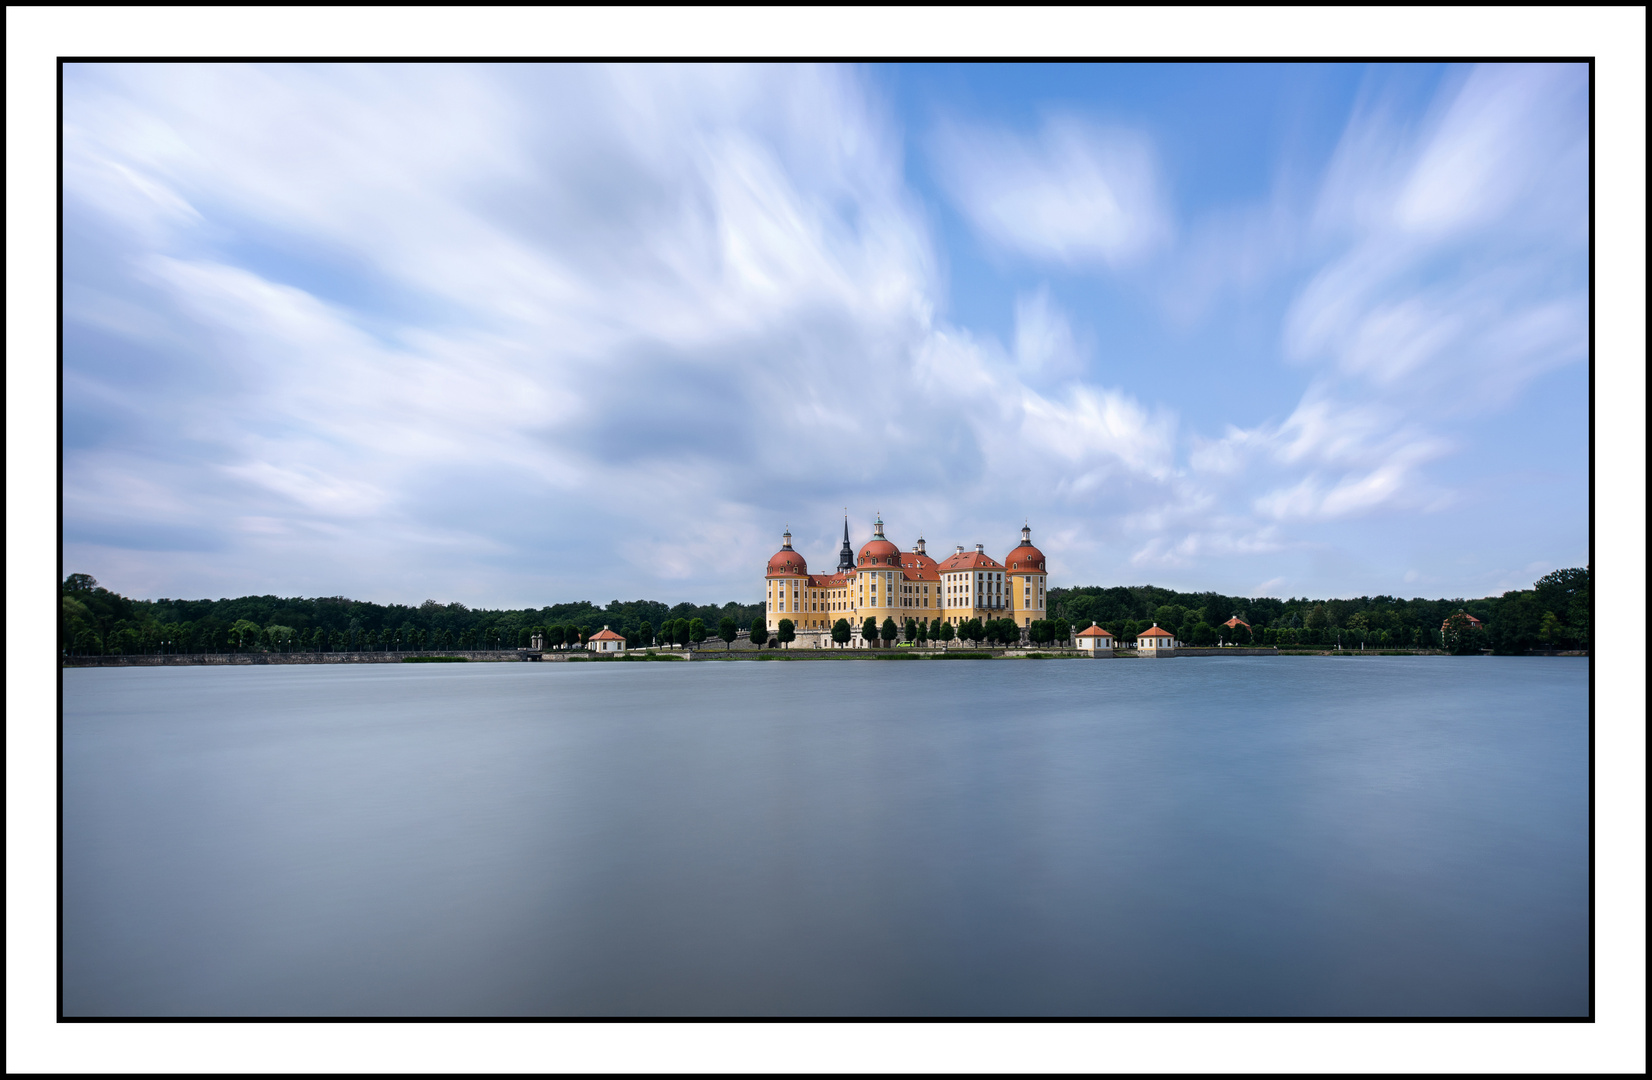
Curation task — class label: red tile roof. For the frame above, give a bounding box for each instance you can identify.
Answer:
[589,627,625,641]
[766,548,807,576]
[1137,625,1174,638]
[1076,624,1113,638]
[1004,544,1046,572]
[939,550,1004,571]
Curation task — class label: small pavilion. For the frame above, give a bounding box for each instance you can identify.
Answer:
[1075,622,1115,655]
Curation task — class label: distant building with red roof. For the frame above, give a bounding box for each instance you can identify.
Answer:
[1075,622,1115,655]
[588,625,626,653]
[1137,623,1177,655]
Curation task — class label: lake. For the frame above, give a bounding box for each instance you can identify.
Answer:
[61,656,1589,1016]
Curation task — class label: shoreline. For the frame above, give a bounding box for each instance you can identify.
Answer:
[60,647,1588,667]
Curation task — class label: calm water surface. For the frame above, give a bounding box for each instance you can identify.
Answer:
[62,656,1588,1016]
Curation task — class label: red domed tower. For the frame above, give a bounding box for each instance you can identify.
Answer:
[765,528,809,632]
[1005,523,1048,632]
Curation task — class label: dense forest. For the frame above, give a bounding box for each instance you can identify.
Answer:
[1049,567,1590,654]
[59,567,1588,657]
[58,574,761,656]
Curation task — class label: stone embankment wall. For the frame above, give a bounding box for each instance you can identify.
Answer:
[1148,647,1280,657]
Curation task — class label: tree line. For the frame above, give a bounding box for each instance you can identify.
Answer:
[59,567,1589,658]
[58,575,761,657]
[1049,567,1590,654]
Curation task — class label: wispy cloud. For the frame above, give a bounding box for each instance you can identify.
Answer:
[929,114,1172,267]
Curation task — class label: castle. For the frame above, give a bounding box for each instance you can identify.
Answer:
[764,516,1049,647]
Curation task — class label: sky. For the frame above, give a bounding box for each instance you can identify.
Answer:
[60,62,1591,608]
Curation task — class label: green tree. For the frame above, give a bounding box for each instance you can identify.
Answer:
[1190,621,1217,646]
[881,617,899,646]
[904,617,918,643]
[939,619,955,643]
[63,573,99,594]
[229,619,260,652]
[750,617,769,649]
[718,616,739,650]
[633,622,654,648]
[916,619,928,645]
[688,618,707,647]
[961,618,983,646]
[777,618,795,646]
[832,618,852,647]
[861,617,878,646]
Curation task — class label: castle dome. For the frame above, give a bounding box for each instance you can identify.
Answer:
[767,528,807,576]
[856,514,901,566]
[1005,524,1045,572]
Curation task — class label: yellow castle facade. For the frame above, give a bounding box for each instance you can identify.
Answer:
[764,516,1050,646]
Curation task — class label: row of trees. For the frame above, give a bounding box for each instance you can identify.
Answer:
[60,567,1590,658]
[58,574,762,658]
[1050,568,1590,655]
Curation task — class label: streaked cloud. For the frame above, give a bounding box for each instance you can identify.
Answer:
[60,63,1587,605]
[930,114,1171,267]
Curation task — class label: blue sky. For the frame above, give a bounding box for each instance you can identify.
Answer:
[60,62,1590,607]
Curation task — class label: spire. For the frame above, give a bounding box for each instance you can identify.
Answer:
[837,513,854,572]
[873,512,884,538]
[1022,523,1031,545]
[781,527,792,550]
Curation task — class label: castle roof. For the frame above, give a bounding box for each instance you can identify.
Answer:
[1138,624,1174,638]
[767,548,808,576]
[857,538,902,565]
[1076,623,1113,637]
[939,549,1004,571]
[589,627,625,641]
[900,547,941,582]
